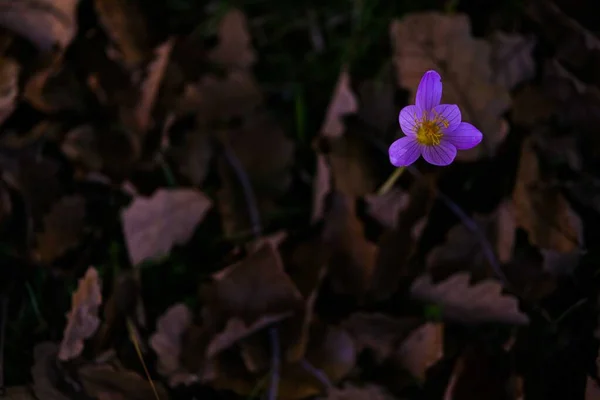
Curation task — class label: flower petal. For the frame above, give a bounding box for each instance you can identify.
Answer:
[388,136,422,167]
[443,122,483,150]
[416,70,442,112]
[432,104,461,133]
[398,105,422,136]
[422,142,457,166]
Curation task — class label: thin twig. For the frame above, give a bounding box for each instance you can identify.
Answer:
[267,327,280,400]
[221,144,263,239]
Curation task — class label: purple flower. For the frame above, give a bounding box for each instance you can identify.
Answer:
[388,70,483,167]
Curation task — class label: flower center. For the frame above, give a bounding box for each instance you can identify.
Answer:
[415,111,448,146]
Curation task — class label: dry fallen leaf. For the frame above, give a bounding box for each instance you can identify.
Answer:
[342,313,421,363]
[321,68,359,139]
[149,303,198,387]
[364,188,410,230]
[411,272,529,325]
[35,195,87,264]
[121,188,212,266]
[323,192,378,297]
[0,0,80,51]
[58,267,102,361]
[321,384,398,400]
[513,136,583,252]
[396,322,444,381]
[135,38,175,132]
[357,75,397,136]
[0,56,19,125]
[208,9,256,70]
[511,85,556,127]
[31,342,69,400]
[311,154,332,223]
[489,32,536,90]
[95,0,152,68]
[390,12,511,160]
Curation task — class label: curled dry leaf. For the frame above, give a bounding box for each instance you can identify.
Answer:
[121,188,212,266]
[490,32,536,90]
[320,68,359,139]
[208,9,256,70]
[513,136,583,252]
[390,12,511,160]
[58,267,102,361]
[323,192,377,297]
[411,272,530,325]
[396,322,444,381]
[95,0,152,68]
[135,38,175,132]
[0,0,79,51]
[0,56,19,125]
[150,303,198,387]
[35,195,87,264]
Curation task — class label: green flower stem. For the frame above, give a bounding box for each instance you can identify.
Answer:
[376,167,405,195]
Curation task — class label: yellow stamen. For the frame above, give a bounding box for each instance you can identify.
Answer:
[414,110,448,146]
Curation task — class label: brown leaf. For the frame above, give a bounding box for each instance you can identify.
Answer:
[169,128,213,187]
[320,384,398,400]
[181,71,263,122]
[443,345,515,400]
[342,313,421,363]
[58,267,102,361]
[31,342,69,400]
[0,0,79,51]
[513,136,583,252]
[95,0,153,68]
[135,38,175,132]
[411,272,529,325]
[61,125,104,172]
[364,188,410,230]
[511,85,556,127]
[35,195,87,264]
[311,154,332,223]
[205,243,304,328]
[2,387,37,400]
[320,68,358,139]
[390,13,511,161]
[121,188,212,266]
[357,75,397,136]
[208,9,256,70]
[323,192,377,297]
[78,363,170,400]
[0,56,19,125]
[149,303,198,387]
[396,322,444,381]
[489,32,536,90]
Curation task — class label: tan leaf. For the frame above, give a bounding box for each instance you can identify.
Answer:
[411,272,529,325]
[489,32,536,90]
[311,154,332,223]
[396,322,444,381]
[513,136,583,252]
[0,56,18,125]
[208,9,256,70]
[149,303,198,387]
[35,195,86,264]
[58,267,102,361]
[95,0,152,68]
[320,68,358,139]
[0,0,79,51]
[323,192,377,297]
[121,188,212,266]
[390,12,511,160]
[135,38,175,132]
